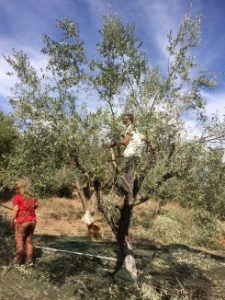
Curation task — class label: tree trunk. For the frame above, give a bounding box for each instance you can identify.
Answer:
[75,181,101,239]
[114,198,137,281]
[95,168,138,280]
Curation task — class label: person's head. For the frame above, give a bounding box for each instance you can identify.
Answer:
[122,113,134,126]
[15,179,32,197]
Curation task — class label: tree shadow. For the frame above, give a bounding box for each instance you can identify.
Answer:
[34,234,118,255]
[134,237,225,262]
[0,215,14,265]
[34,234,117,286]
[33,234,225,299]
[36,251,107,285]
[148,260,212,300]
[135,239,225,299]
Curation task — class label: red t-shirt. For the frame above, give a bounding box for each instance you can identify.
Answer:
[13,194,37,224]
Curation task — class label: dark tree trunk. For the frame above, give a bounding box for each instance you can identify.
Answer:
[114,196,137,280]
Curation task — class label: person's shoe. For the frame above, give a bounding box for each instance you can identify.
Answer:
[27,262,34,267]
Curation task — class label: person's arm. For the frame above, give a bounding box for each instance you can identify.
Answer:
[108,133,131,148]
[11,205,19,226]
[117,133,131,146]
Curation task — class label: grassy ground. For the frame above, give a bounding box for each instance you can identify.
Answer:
[1,197,225,299]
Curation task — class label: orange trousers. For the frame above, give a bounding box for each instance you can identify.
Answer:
[15,221,36,265]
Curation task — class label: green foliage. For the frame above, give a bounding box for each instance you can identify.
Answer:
[163,147,225,219]
[0,215,14,265]
[3,11,225,226]
[90,13,147,115]
[0,111,18,190]
[0,111,17,161]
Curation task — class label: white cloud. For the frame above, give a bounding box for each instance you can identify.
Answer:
[81,0,111,35]
[181,118,202,140]
[84,0,109,16]
[0,39,48,111]
[180,89,225,141]
[0,57,16,98]
[133,0,186,63]
[202,90,225,118]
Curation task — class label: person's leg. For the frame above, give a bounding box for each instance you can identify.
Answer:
[115,157,140,196]
[15,223,26,265]
[123,157,135,194]
[25,221,36,264]
[125,158,135,184]
[124,157,140,195]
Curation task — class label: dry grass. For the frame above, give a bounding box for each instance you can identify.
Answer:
[131,200,192,237]
[1,197,225,300]
[131,200,225,251]
[35,197,88,236]
[1,197,225,251]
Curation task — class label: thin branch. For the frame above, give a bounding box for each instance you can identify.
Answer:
[133,171,180,207]
[0,203,13,210]
[95,181,118,235]
[199,134,225,143]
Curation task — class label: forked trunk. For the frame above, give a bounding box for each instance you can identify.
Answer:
[75,181,101,239]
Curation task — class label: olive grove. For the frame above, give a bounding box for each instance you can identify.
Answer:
[2,11,225,279]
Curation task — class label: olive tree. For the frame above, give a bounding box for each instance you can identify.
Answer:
[4,18,110,233]
[5,13,225,280]
[87,12,224,280]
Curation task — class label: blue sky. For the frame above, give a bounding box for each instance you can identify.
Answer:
[0,0,225,123]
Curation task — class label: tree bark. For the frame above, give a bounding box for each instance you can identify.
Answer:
[74,180,102,239]
[114,197,137,280]
[81,191,97,225]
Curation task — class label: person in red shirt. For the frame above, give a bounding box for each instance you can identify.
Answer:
[11,182,38,266]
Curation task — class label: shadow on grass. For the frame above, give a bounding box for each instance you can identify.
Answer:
[134,237,225,262]
[37,252,107,284]
[34,234,116,286]
[34,234,118,255]
[147,255,212,299]
[33,234,225,299]
[0,215,14,265]
[135,239,225,299]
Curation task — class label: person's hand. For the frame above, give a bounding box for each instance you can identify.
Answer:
[103,143,113,149]
[142,137,148,143]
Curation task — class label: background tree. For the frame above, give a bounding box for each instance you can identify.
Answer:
[0,111,17,161]
[0,111,18,189]
[4,18,109,233]
[4,18,86,194]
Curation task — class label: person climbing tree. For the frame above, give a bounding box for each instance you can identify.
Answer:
[109,113,144,193]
